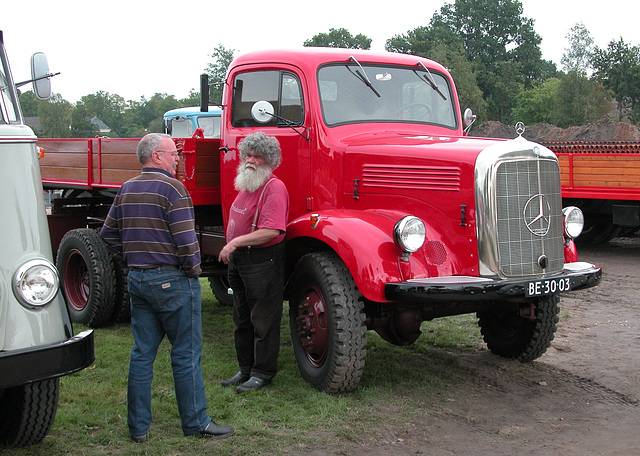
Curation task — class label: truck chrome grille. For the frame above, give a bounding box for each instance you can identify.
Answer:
[495,159,564,276]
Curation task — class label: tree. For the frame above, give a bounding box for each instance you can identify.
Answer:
[70,102,98,137]
[121,93,181,137]
[427,0,549,121]
[561,23,594,76]
[18,90,40,117]
[552,71,610,127]
[304,28,371,49]
[204,44,236,105]
[511,77,560,125]
[38,94,72,138]
[80,91,127,136]
[592,38,640,121]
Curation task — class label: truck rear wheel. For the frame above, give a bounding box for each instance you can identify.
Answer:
[477,295,559,362]
[0,378,59,448]
[208,275,233,306]
[56,228,116,328]
[289,252,366,393]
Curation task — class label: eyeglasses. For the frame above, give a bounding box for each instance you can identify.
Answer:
[156,150,181,157]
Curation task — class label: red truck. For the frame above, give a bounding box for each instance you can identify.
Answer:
[545,141,640,244]
[40,48,601,393]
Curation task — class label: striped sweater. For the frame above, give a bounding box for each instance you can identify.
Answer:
[100,167,201,277]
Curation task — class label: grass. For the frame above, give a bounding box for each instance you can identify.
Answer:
[5,281,484,456]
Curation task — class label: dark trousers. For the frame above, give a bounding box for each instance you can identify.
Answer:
[228,241,285,380]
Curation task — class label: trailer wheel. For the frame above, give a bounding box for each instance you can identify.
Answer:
[56,228,116,328]
[208,276,233,306]
[0,378,59,448]
[289,252,366,393]
[477,295,559,362]
[576,218,621,245]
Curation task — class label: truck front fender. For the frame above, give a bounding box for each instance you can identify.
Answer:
[286,209,429,302]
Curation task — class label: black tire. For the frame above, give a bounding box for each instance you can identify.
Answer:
[289,252,367,393]
[477,295,559,362]
[576,218,621,245]
[56,228,116,328]
[208,275,234,307]
[111,258,131,323]
[0,378,59,448]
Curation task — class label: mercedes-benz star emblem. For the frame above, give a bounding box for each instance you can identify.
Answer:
[523,194,551,236]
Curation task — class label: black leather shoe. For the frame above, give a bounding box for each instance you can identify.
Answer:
[220,371,250,387]
[131,432,148,443]
[236,376,271,393]
[193,421,234,439]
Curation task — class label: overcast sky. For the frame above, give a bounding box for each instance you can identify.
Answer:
[2,0,636,103]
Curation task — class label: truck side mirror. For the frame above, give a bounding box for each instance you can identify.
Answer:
[463,108,476,134]
[31,52,51,100]
[251,100,275,124]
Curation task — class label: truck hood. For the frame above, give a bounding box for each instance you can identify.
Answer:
[342,130,509,222]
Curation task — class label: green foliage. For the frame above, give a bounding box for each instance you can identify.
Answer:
[304,28,371,49]
[553,71,611,127]
[511,77,560,125]
[592,38,640,121]
[562,23,594,75]
[204,44,236,105]
[427,0,548,122]
[38,94,72,138]
[80,91,127,136]
[17,90,40,117]
[3,285,484,455]
[70,102,98,137]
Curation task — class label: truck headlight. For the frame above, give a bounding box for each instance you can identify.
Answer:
[562,206,584,239]
[12,259,60,308]
[394,216,426,253]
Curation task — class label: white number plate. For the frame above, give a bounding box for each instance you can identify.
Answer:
[525,277,572,297]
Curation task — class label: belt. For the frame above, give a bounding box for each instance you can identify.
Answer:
[130,264,180,271]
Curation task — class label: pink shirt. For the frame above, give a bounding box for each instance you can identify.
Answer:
[226,176,289,248]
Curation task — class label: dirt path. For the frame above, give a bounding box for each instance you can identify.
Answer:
[351,234,640,455]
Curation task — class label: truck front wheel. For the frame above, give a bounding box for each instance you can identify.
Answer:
[477,295,559,362]
[289,252,367,393]
[56,228,116,328]
[0,378,59,448]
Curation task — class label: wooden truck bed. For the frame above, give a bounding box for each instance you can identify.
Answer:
[546,142,640,201]
[38,137,222,206]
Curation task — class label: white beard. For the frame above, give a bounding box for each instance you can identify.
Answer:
[234,162,272,193]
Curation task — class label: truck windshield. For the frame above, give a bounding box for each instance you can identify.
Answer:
[318,63,457,129]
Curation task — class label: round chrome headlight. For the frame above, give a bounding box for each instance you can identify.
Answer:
[393,216,426,253]
[562,206,584,239]
[12,259,60,308]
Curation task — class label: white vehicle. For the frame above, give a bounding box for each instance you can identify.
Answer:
[0,31,94,447]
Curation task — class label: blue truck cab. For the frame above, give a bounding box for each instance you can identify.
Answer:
[163,105,222,138]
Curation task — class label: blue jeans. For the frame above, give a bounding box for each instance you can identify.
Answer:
[127,267,210,436]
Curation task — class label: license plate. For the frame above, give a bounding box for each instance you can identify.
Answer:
[525,277,572,297]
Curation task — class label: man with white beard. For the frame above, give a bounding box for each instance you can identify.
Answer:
[218,132,289,393]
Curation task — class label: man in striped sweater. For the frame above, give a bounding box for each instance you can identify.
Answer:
[100,133,233,442]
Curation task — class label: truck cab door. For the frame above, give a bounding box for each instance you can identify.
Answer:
[220,67,311,223]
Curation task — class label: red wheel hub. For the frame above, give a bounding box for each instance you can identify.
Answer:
[295,285,329,367]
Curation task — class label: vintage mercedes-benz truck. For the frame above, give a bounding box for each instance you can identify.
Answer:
[0,31,94,447]
[39,48,600,394]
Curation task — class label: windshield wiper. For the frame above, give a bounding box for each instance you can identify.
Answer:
[415,61,447,101]
[347,56,381,98]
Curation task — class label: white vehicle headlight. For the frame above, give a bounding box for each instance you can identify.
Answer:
[562,206,584,239]
[394,216,426,253]
[12,259,60,308]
